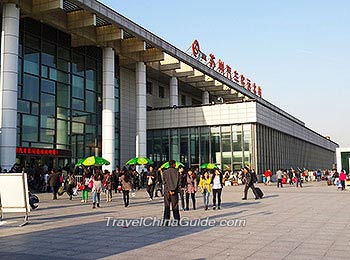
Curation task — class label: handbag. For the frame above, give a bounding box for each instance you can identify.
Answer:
[88,180,93,189]
[58,186,65,196]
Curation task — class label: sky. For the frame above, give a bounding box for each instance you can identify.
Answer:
[101,0,350,147]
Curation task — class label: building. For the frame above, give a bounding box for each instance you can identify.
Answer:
[336,148,350,173]
[0,0,338,174]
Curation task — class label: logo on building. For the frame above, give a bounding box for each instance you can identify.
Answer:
[191,39,262,98]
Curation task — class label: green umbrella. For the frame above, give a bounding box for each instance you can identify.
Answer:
[200,163,219,170]
[160,161,184,169]
[125,157,154,165]
[76,156,110,167]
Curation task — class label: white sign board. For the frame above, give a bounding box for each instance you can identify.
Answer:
[0,173,30,225]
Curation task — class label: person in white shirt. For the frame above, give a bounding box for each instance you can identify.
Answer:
[211,170,223,210]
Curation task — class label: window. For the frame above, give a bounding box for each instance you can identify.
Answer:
[159,86,165,98]
[147,81,153,94]
[22,115,38,142]
[181,95,186,106]
[23,74,39,102]
[72,75,84,98]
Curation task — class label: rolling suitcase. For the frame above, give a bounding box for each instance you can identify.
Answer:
[255,187,264,198]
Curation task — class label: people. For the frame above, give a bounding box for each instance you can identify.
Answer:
[81,170,91,203]
[199,171,211,210]
[211,169,223,210]
[339,170,347,191]
[276,169,283,188]
[295,170,303,188]
[120,170,133,207]
[66,172,75,200]
[105,170,114,202]
[178,166,187,211]
[48,169,60,200]
[242,167,260,200]
[162,160,180,225]
[92,170,103,208]
[146,166,156,200]
[154,168,163,197]
[185,169,197,211]
[264,169,272,185]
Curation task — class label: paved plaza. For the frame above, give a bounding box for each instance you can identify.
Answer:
[0,182,350,260]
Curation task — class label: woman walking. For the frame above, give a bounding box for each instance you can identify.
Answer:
[199,171,211,210]
[81,170,91,203]
[105,170,114,202]
[92,170,103,208]
[185,169,197,211]
[211,169,223,210]
[120,170,133,207]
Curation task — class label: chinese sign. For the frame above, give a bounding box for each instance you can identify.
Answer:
[191,39,262,98]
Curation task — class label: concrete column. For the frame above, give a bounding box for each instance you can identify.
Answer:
[136,62,147,157]
[102,47,115,171]
[202,91,210,104]
[0,3,20,170]
[169,77,178,107]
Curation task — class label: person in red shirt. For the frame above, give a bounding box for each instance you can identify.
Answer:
[264,169,272,185]
[339,170,347,191]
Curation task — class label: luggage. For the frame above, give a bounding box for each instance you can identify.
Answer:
[29,192,39,204]
[282,177,287,184]
[255,187,264,198]
[58,186,65,196]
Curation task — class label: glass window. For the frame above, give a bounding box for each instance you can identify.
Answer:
[243,124,252,167]
[57,120,69,144]
[72,75,84,98]
[42,41,56,67]
[18,58,22,84]
[72,122,84,134]
[200,127,210,164]
[86,69,96,91]
[56,70,69,84]
[41,79,56,94]
[22,115,38,142]
[23,74,39,101]
[18,100,30,114]
[57,59,70,72]
[210,127,220,165]
[58,47,70,61]
[153,130,162,162]
[24,34,40,50]
[40,129,54,143]
[24,48,40,75]
[57,83,70,108]
[146,81,153,94]
[159,86,165,98]
[232,125,243,170]
[161,130,169,162]
[41,93,55,116]
[31,102,39,115]
[41,65,49,78]
[72,98,84,111]
[180,128,189,166]
[57,107,70,120]
[221,126,232,171]
[190,128,199,166]
[181,95,186,106]
[42,24,57,43]
[72,52,84,76]
[86,91,96,112]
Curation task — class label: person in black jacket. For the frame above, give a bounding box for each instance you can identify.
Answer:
[242,167,260,200]
[146,166,156,200]
[154,168,163,197]
[211,169,223,209]
[178,166,187,211]
[48,169,60,200]
[162,160,180,225]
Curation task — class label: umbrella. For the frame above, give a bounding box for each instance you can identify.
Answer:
[200,163,219,170]
[160,161,184,169]
[125,157,154,165]
[76,156,110,167]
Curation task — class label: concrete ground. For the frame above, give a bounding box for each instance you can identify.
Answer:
[0,181,349,260]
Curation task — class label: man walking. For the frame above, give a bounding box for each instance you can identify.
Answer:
[276,169,283,188]
[162,160,180,225]
[242,167,260,200]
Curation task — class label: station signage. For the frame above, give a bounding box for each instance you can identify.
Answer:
[16,147,71,157]
[191,39,262,98]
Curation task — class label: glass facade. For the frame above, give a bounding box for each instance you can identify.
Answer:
[147,124,253,170]
[16,18,120,166]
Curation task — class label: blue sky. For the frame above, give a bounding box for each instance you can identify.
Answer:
[101,0,350,147]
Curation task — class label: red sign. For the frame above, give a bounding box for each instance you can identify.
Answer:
[16,147,59,156]
[191,39,262,98]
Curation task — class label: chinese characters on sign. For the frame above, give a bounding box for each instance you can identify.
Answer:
[191,39,262,98]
